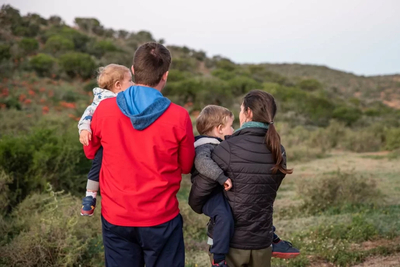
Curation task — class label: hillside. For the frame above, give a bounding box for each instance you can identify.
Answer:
[259,63,400,107]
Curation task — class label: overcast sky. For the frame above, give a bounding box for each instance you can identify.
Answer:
[4,0,400,76]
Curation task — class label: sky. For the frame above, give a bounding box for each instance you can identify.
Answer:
[3,0,400,76]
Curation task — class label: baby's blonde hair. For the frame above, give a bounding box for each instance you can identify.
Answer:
[196,105,233,135]
[97,64,130,90]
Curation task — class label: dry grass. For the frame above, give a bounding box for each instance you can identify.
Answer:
[185,150,400,267]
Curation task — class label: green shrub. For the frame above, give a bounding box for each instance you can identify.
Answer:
[215,58,236,71]
[385,128,400,150]
[0,96,21,110]
[297,170,382,214]
[45,35,74,54]
[30,53,57,77]
[0,125,91,210]
[83,79,99,92]
[298,78,322,91]
[332,106,362,125]
[341,128,383,153]
[167,70,193,83]
[0,191,104,266]
[89,40,118,58]
[227,75,261,96]
[211,69,236,80]
[0,169,12,215]
[0,44,11,61]
[170,57,197,72]
[59,52,96,79]
[18,37,39,55]
[43,26,91,52]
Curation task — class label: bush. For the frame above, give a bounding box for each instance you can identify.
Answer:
[18,38,39,55]
[83,79,99,92]
[297,170,383,214]
[0,96,21,110]
[385,128,400,150]
[0,125,91,210]
[0,44,11,61]
[43,26,91,52]
[0,191,104,266]
[211,69,236,80]
[332,106,362,126]
[45,35,74,54]
[30,53,56,77]
[89,40,118,58]
[59,52,96,79]
[298,78,323,91]
[342,129,383,152]
[227,75,261,96]
[0,169,12,215]
[170,57,197,72]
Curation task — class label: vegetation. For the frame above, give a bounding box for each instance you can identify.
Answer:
[0,4,400,267]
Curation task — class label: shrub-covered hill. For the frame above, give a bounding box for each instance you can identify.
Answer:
[260,63,400,107]
[1,4,400,128]
[1,3,400,130]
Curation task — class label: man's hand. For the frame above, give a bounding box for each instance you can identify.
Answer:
[224,178,232,191]
[79,130,92,146]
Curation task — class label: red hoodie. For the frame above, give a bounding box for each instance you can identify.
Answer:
[84,98,195,227]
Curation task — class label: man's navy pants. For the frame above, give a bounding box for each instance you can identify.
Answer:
[101,214,185,267]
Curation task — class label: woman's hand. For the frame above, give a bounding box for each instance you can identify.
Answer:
[79,130,92,146]
[224,178,232,191]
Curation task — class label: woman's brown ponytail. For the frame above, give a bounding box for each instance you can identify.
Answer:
[243,90,293,175]
[266,123,292,174]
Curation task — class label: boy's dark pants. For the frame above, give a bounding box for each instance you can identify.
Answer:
[202,190,234,257]
[87,146,103,183]
[101,214,185,267]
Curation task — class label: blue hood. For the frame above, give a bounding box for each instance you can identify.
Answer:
[116,85,171,130]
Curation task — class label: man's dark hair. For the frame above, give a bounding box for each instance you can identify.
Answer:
[133,42,171,87]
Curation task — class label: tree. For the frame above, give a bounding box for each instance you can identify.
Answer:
[88,40,118,58]
[59,52,96,79]
[18,38,39,55]
[117,30,129,39]
[74,18,103,35]
[136,31,154,42]
[45,35,74,54]
[48,16,63,26]
[298,79,323,91]
[43,26,90,52]
[30,53,56,77]
[0,4,21,27]
[332,106,362,126]
[0,44,11,61]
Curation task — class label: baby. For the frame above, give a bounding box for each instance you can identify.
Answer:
[78,64,133,216]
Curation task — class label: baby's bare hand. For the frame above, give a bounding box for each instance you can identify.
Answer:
[79,130,92,146]
[224,178,232,191]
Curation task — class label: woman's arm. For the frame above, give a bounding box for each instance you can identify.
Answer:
[211,140,231,173]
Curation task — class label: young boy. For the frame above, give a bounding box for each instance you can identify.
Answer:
[189,105,299,267]
[78,64,133,216]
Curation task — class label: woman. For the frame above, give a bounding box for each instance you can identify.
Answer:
[211,90,293,267]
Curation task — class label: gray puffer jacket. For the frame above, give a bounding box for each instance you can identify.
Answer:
[212,127,286,250]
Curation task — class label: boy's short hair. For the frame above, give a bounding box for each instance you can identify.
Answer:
[97,64,130,90]
[196,105,234,135]
[133,42,171,87]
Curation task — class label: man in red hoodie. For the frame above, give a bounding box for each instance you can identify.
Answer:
[84,42,195,267]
